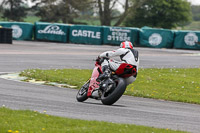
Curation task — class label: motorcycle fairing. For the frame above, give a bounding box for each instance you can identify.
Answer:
[87,63,102,96]
[115,63,137,78]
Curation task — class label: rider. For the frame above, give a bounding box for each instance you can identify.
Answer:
[97,41,139,85]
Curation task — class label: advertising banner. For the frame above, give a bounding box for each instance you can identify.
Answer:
[0,22,33,40]
[35,22,69,43]
[139,27,174,48]
[103,26,139,45]
[174,31,200,50]
[69,25,103,45]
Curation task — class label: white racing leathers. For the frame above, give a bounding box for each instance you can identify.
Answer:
[99,48,139,85]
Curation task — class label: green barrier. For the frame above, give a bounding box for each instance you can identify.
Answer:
[35,22,69,43]
[103,26,139,45]
[139,27,174,48]
[174,31,200,50]
[69,25,102,45]
[0,22,33,40]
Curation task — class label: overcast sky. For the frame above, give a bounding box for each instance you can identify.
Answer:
[188,0,200,5]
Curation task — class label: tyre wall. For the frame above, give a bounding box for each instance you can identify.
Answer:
[35,22,69,43]
[69,25,103,45]
[173,30,200,50]
[1,21,200,50]
[139,27,174,48]
[103,26,139,46]
[0,22,33,40]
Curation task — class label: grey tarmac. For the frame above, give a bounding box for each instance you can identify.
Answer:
[0,41,200,133]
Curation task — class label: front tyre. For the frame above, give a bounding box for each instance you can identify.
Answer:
[101,78,126,105]
[76,80,90,102]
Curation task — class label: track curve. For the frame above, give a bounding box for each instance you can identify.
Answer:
[0,41,200,133]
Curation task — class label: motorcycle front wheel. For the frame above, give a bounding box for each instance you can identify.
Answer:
[76,80,90,102]
[101,77,126,105]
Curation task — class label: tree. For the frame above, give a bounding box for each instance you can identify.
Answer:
[31,0,60,22]
[191,5,200,21]
[124,0,192,29]
[31,0,93,23]
[0,0,28,21]
[30,0,131,25]
[96,0,131,26]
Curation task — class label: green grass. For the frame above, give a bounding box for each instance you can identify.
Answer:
[125,68,200,104]
[0,16,40,23]
[0,15,119,26]
[24,16,41,24]
[20,69,92,89]
[0,107,186,133]
[20,68,200,104]
[182,21,200,31]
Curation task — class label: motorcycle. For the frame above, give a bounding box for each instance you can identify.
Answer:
[76,57,136,105]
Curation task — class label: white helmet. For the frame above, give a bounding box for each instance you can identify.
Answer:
[120,41,133,49]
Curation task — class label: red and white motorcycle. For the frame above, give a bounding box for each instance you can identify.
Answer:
[76,57,136,105]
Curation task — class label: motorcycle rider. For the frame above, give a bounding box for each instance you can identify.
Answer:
[97,41,139,85]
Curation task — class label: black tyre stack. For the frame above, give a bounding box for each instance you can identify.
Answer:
[0,27,12,44]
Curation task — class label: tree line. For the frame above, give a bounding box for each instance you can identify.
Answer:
[0,0,198,29]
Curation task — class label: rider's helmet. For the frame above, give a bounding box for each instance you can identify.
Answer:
[120,41,133,49]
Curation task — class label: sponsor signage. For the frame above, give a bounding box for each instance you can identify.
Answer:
[107,28,131,42]
[184,32,198,46]
[71,30,101,39]
[38,25,66,35]
[148,33,162,46]
[69,25,103,45]
[0,22,34,40]
[103,26,139,45]
[139,28,174,48]
[11,25,23,38]
[35,22,69,43]
[174,31,200,49]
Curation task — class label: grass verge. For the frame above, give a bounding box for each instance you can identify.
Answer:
[20,68,200,104]
[0,107,185,133]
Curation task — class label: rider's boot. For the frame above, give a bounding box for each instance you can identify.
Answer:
[96,65,111,82]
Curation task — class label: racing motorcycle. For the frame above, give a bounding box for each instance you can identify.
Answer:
[76,57,136,105]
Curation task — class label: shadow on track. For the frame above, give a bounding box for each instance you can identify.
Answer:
[81,101,127,108]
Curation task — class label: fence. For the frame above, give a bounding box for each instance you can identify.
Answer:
[0,21,199,50]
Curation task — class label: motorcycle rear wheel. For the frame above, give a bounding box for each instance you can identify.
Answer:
[101,78,126,105]
[76,80,90,102]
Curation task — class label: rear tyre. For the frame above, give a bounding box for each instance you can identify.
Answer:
[76,80,90,102]
[101,78,126,105]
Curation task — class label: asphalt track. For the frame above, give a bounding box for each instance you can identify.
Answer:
[0,41,200,133]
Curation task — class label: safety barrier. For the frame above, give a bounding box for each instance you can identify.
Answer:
[69,25,103,45]
[0,22,33,40]
[139,27,174,48]
[35,22,69,43]
[103,26,139,45]
[0,21,200,50]
[173,30,200,50]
